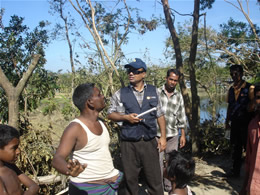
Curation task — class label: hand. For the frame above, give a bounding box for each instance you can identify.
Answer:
[126,113,142,124]
[179,135,186,148]
[66,159,87,177]
[158,137,167,152]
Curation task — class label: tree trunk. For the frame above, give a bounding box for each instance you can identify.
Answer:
[62,10,75,98]
[0,54,41,130]
[161,0,194,139]
[161,0,202,154]
[188,0,201,154]
[161,0,192,125]
[8,91,19,129]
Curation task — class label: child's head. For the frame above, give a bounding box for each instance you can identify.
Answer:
[166,150,195,188]
[0,125,20,163]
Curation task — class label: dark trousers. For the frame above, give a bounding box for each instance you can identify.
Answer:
[69,182,88,195]
[120,138,163,195]
[230,119,249,174]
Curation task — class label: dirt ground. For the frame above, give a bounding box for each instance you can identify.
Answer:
[137,155,244,195]
[188,156,244,195]
[115,150,244,195]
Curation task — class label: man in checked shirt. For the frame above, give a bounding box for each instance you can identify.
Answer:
[157,68,187,192]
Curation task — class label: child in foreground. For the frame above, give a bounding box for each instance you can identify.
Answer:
[164,150,195,195]
[0,124,39,195]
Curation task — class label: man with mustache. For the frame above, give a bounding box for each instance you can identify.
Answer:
[108,58,167,195]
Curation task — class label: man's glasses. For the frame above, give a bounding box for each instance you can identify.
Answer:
[127,68,145,75]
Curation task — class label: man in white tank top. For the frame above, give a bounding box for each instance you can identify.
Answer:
[52,83,122,195]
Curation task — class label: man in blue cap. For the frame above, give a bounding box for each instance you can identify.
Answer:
[108,58,167,195]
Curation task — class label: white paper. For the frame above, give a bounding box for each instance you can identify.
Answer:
[136,107,157,118]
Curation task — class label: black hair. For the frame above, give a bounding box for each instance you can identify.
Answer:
[166,69,181,78]
[167,150,195,188]
[230,64,243,74]
[0,124,20,149]
[72,83,95,112]
[254,83,260,96]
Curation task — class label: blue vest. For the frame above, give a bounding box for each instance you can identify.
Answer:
[228,82,251,121]
[120,84,158,141]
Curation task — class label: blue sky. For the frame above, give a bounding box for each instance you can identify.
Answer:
[1,0,260,72]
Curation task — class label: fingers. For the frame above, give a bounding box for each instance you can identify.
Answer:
[128,113,142,124]
[66,159,87,177]
[180,137,186,148]
[158,138,167,152]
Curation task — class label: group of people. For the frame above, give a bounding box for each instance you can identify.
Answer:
[0,58,259,195]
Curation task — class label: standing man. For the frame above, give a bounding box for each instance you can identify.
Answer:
[225,65,254,177]
[52,83,122,194]
[157,69,187,192]
[107,58,167,195]
[240,83,259,195]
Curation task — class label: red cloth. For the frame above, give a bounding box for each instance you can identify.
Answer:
[245,115,260,195]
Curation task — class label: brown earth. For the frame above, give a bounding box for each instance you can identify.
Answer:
[138,156,244,195]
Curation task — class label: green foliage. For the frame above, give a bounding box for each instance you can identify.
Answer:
[0,15,57,123]
[18,128,55,177]
[219,18,260,46]
[23,70,59,111]
[16,118,59,194]
[200,0,216,10]
[41,95,78,121]
[218,18,260,76]
[198,120,230,155]
[137,17,159,35]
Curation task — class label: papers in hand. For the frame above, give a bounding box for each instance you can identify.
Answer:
[136,107,157,118]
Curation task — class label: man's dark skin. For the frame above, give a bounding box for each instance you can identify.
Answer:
[52,87,110,178]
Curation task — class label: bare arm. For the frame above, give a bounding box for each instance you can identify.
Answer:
[225,104,231,129]
[108,112,142,124]
[0,177,8,195]
[52,123,87,177]
[18,174,39,195]
[157,115,166,152]
[179,128,186,148]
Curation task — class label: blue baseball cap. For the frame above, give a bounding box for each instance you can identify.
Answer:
[125,58,147,71]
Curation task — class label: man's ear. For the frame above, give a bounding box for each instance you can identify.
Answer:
[86,98,93,108]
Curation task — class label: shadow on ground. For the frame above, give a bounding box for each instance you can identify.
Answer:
[189,154,245,195]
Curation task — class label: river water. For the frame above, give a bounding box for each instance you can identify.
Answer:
[200,95,227,124]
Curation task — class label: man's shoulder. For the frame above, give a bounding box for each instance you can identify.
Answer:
[64,120,86,135]
[0,165,18,176]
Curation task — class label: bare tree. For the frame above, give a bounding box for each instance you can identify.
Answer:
[49,0,76,97]
[224,0,260,46]
[68,0,132,94]
[161,0,213,153]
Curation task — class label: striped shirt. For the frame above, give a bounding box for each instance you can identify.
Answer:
[157,85,187,137]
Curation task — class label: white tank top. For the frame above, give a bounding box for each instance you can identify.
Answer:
[69,118,119,183]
